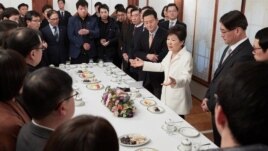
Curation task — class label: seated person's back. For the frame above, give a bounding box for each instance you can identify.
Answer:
[16,67,75,151]
[0,49,30,151]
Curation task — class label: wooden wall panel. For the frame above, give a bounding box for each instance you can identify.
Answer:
[32,0,52,16]
[128,0,139,6]
[174,0,183,21]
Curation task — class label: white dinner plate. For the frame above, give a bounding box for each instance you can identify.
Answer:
[178,127,200,138]
[147,106,165,114]
[135,147,158,151]
[79,73,95,79]
[86,83,104,90]
[140,99,156,107]
[82,78,101,84]
[116,71,127,76]
[119,134,150,147]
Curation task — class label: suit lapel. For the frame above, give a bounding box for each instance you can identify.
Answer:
[214,39,249,79]
[219,46,229,65]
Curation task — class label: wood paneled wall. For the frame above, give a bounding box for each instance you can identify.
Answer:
[32,0,52,15]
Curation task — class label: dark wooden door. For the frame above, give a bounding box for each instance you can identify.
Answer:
[32,0,53,16]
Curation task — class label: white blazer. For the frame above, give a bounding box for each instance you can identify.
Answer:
[143,47,193,115]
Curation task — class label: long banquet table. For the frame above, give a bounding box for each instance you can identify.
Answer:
[60,62,218,151]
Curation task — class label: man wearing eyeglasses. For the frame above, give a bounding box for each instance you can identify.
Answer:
[201,10,254,146]
[16,67,75,151]
[5,28,44,72]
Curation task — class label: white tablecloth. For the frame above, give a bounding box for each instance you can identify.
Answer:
[62,63,218,151]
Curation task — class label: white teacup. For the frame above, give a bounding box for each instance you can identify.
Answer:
[180,139,192,151]
[164,120,176,132]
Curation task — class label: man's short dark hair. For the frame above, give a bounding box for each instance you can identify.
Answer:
[255,27,268,53]
[217,62,268,146]
[42,4,53,13]
[47,10,58,19]
[220,10,248,30]
[1,7,19,19]
[0,20,18,47]
[141,6,153,12]
[94,2,102,7]
[114,4,124,10]
[25,10,41,21]
[0,49,27,101]
[126,5,136,12]
[5,27,41,57]
[166,3,178,11]
[98,4,109,13]
[58,0,65,4]
[130,7,141,15]
[116,7,126,14]
[143,9,157,19]
[23,67,73,119]
[76,0,88,9]
[18,3,29,10]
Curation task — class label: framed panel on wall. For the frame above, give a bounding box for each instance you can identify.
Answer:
[192,0,215,83]
[245,0,268,44]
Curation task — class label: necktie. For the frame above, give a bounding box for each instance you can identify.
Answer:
[53,26,59,42]
[222,47,232,63]
[61,11,64,18]
[149,33,154,48]
[169,21,174,28]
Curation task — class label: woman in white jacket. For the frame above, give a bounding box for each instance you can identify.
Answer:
[130,25,193,118]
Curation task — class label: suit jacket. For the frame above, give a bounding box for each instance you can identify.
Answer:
[143,47,193,114]
[134,27,168,85]
[0,100,30,151]
[205,39,254,112]
[16,122,53,151]
[97,17,120,61]
[131,24,145,59]
[41,25,69,66]
[57,10,72,27]
[159,20,187,31]
[67,15,99,59]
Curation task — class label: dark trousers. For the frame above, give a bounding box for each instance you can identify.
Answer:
[71,51,90,64]
[211,112,221,146]
[144,83,162,99]
[122,60,138,81]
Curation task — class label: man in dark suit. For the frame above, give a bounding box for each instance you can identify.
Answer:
[41,10,69,66]
[16,68,75,151]
[201,10,254,146]
[17,3,28,27]
[57,0,72,28]
[159,3,186,31]
[134,9,168,99]
[68,0,99,64]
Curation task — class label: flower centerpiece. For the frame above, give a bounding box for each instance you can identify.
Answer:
[102,86,136,118]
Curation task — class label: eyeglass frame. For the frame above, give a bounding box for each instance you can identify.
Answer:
[54,90,78,110]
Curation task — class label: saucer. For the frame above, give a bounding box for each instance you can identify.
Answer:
[161,124,177,132]
[147,106,165,114]
[178,127,200,138]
